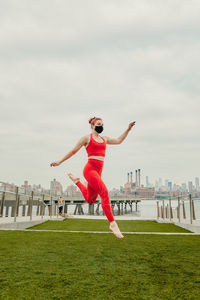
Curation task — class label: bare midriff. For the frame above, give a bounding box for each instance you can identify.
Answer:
[88,155,104,161]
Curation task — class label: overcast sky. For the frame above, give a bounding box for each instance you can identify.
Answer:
[0,0,200,190]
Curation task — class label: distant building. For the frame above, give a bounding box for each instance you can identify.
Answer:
[172,183,179,191]
[50,178,63,195]
[195,177,199,191]
[120,186,124,193]
[124,169,155,197]
[165,179,169,189]
[155,180,158,190]
[65,185,78,196]
[109,188,121,197]
[1,182,16,192]
[181,183,187,192]
[158,177,162,188]
[21,180,32,193]
[135,186,155,198]
[32,184,42,193]
[158,185,168,192]
[188,181,193,193]
[145,176,149,187]
[124,183,133,194]
[168,181,172,191]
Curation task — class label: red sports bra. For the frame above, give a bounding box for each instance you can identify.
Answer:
[85,133,106,157]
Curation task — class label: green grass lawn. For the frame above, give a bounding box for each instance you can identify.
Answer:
[0,220,200,300]
[29,219,192,233]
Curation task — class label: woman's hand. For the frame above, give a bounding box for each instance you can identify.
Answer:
[50,161,61,167]
[128,121,136,131]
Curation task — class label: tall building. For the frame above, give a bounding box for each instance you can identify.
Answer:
[158,177,162,188]
[188,181,193,193]
[195,177,199,191]
[146,176,149,187]
[165,179,169,189]
[168,181,172,191]
[50,178,63,195]
[181,183,187,192]
[173,183,179,191]
[155,180,158,190]
[138,169,141,187]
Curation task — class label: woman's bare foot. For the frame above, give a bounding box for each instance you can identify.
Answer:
[109,221,124,238]
[67,173,80,184]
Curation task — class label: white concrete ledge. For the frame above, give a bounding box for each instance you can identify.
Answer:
[0,220,48,230]
[156,218,200,233]
[0,216,64,229]
[173,222,200,233]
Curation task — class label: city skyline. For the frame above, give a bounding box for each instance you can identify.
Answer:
[1,174,199,194]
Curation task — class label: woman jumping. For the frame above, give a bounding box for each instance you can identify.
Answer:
[50,117,136,238]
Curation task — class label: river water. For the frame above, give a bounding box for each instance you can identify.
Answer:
[59,199,200,220]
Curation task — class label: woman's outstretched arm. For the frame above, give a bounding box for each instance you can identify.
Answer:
[103,121,136,145]
[50,136,87,167]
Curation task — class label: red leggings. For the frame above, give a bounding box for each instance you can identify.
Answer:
[75,158,115,223]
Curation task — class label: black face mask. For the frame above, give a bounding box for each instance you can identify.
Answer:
[95,125,104,133]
